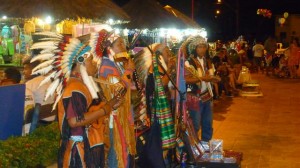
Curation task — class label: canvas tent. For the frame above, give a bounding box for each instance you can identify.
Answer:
[0,0,129,21]
[164,5,201,29]
[123,0,188,29]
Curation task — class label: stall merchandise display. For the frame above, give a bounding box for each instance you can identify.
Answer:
[195,139,242,168]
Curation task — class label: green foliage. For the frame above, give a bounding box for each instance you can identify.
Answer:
[0,122,60,167]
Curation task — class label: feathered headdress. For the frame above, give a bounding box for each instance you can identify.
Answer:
[89,29,111,63]
[30,31,94,110]
[89,26,129,65]
[187,35,207,56]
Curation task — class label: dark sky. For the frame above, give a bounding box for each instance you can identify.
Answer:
[113,0,299,42]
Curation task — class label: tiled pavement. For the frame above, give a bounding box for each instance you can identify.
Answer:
[212,73,300,168]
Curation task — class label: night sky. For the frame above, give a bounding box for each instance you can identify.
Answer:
[113,0,299,42]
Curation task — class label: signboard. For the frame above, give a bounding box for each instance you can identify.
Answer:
[0,84,25,140]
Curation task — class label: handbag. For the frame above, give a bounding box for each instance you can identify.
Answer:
[138,115,166,168]
[199,90,212,103]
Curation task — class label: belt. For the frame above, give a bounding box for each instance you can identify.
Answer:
[70,136,83,142]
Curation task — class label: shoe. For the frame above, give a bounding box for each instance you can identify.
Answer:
[200,141,210,152]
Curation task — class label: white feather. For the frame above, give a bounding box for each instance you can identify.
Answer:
[52,93,62,111]
[32,59,54,72]
[80,65,98,99]
[65,45,80,52]
[65,40,81,50]
[61,63,69,71]
[89,76,100,92]
[31,45,58,50]
[31,41,59,48]
[56,82,63,94]
[40,37,62,41]
[40,48,59,54]
[54,70,62,79]
[31,53,54,62]
[38,71,56,88]
[34,31,64,38]
[45,78,60,101]
[31,65,53,75]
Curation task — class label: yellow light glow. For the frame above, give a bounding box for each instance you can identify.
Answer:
[216,10,221,14]
[37,19,45,26]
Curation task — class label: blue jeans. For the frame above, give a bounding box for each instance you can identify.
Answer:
[189,100,213,141]
[108,128,118,168]
[29,103,41,133]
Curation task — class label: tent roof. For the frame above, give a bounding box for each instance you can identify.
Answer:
[0,0,130,21]
[123,0,190,29]
[164,5,201,29]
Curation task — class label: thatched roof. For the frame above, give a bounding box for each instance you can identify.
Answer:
[164,5,201,29]
[0,0,129,21]
[123,0,188,29]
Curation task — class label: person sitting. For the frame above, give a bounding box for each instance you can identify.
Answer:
[275,54,289,78]
[212,49,233,97]
[0,67,21,86]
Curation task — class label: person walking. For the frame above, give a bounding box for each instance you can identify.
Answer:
[252,40,265,73]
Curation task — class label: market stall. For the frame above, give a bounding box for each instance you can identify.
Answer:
[121,0,207,45]
[0,0,129,74]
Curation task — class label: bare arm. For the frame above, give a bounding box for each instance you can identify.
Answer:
[185,75,201,84]
[67,88,125,128]
[68,103,110,128]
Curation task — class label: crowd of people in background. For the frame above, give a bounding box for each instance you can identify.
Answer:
[189,35,300,101]
[208,35,300,96]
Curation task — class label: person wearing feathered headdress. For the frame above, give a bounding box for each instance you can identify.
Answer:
[30,32,125,168]
[90,28,136,168]
[183,35,219,143]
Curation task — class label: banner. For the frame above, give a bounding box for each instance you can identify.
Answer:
[0,84,25,140]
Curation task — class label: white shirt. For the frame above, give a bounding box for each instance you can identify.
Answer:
[197,57,208,92]
[25,76,54,105]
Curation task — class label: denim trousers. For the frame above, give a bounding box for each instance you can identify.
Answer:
[189,100,213,141]
[108,128,118,168]
[29,104,41,133]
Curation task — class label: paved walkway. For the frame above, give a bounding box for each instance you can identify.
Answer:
[212,73,300,168]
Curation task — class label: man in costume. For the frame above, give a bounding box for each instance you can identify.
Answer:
[31,32,125,168]
[184,35,219,142]
[132,43,176,167]
[90,29,136,168]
